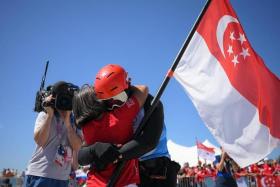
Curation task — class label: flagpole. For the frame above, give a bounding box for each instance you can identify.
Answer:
[107,1,212,186]
[196,137,200,165]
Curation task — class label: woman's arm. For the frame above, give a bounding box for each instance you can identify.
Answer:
[34,96,54,147]
[62,111,82,151]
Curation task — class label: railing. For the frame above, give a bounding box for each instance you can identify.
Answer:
[177,175,280,187]
[0,176,24,187]
[177,176,214,187]
[1,174,279,187]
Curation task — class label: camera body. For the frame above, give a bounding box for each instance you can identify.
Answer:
[34,82,79,112]
[34,86,53,112]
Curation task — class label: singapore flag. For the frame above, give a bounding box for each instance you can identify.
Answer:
[174,0,280,167]
[197,141,215,161]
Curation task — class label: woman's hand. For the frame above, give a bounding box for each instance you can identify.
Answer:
[43,95,54,115]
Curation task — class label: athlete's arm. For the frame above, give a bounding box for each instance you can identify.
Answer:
[131,85,148,108]
[78,142,120,171]
[118,94,163,160]
[77,94,163,168]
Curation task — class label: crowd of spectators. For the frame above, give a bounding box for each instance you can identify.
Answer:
[0,169,25,187]
[1,169,18,178]
[1,158,279,187]
[177,158,280,186]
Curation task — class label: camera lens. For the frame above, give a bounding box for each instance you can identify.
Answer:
[56,94,72,110]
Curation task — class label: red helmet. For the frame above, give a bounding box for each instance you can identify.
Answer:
[94,64,129,99]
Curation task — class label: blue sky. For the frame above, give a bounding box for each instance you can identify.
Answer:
[0,0,279,172]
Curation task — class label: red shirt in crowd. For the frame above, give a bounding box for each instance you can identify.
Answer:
[234,168,247,179]
[249,164,261,175]
[205,167,216,178]
[274,163,280,174]
[262,163,274,176]
[196,168,206,183]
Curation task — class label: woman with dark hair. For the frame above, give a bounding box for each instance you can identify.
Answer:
[72,85,107,126]
[72,82,148,187]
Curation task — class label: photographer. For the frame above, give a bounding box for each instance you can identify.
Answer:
[24,81,82,187]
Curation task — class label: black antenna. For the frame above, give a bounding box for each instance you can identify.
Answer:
[34,61,50,112]
[40,61,49,91]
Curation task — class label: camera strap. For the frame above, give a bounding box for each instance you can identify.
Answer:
[55,116,64,141]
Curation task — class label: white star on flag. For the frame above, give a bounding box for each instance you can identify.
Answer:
[240,47,250,59]
[232,55,239,66]
[238,33,246,44]
[229,31,235,41]
[227,45,233,56]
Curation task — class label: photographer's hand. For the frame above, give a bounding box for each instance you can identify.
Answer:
[61,110,82,151]
[43,95,54,115]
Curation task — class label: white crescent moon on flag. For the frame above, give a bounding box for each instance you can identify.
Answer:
[216,15,239,57]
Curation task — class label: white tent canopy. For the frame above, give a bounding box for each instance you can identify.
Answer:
[167,139,221,167]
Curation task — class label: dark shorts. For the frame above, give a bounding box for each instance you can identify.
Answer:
[139,157,180,187]
[215,176,237,187]
[24,175,68,187]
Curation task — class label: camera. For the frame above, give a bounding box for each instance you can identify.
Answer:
[34,62,79,112]
[35,81,79,112]
[34,85,52,112]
